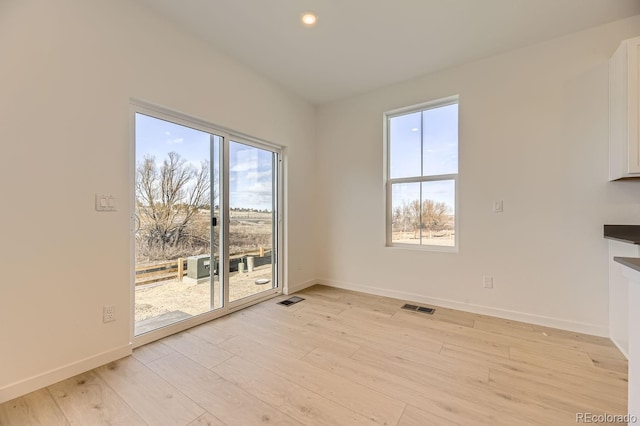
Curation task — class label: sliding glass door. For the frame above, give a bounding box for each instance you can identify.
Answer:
[133,107,281,339]
[228,141,278,304]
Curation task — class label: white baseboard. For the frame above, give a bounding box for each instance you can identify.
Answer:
[316,278,609,337]
[0,343,132,404]
[611,336,630,359]
[0,278,610,404]
[286,278,317,295]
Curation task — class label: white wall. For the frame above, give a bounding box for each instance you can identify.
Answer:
[0,0,316,402]
[2,0,639,405]
[315,15,640,336]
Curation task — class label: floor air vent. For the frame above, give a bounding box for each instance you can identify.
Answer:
[278,296,305,306]
[402,304,435,315]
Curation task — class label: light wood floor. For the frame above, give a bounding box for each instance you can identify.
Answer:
[0,285,628,425]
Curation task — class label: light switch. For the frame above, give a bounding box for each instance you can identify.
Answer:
[96,194,117,212]
[493,200,503,213]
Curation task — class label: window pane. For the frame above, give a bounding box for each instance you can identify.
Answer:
[391,182,421,245]
[134,113,217,335]
[423,103,458,176]
[229,141,276,303]
[421,180,455,247]
[389,112,421,178]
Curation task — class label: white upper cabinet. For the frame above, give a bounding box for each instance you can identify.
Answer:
[610,36,640,181]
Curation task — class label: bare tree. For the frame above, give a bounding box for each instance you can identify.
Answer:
[407,200,421,238]
[136,152,211,260]
[392,206,404,231]
[421,199,449,238]
[392,198,451,240]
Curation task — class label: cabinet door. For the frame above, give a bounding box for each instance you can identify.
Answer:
[609,36,640,180]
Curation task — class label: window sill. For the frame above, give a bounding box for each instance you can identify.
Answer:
[385,243,458,254]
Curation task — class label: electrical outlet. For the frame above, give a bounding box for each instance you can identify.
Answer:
[483,276,494,289]
[103,305,116,323]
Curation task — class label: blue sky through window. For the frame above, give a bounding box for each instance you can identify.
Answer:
[229,141,273,211]
[389,103,458,211]
[135,113,273,211]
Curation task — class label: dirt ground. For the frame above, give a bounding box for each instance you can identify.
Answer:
[392,231,455,246]
[135,264,273,323]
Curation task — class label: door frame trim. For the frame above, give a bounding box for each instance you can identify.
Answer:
[129,99,284,347]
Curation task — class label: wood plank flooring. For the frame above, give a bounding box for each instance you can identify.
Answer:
[0,285,628,425]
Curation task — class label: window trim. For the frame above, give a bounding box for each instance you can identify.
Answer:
[384,95,459,252]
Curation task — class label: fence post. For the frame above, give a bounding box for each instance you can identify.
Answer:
[259,247,264,257]
[177,257,183,282]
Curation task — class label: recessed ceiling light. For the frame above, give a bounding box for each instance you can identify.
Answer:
[301,12,318,27]
[411,128,419,132]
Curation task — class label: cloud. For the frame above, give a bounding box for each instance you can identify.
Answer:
[230,190,273,210]
[246,181,272,194]
[230,177,273,210]
[230,160,258,173]
[187,160,208,171]
[245,170,272,180]
[166,138,184,145]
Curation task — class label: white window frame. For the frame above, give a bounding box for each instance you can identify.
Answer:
[384,95,459,252]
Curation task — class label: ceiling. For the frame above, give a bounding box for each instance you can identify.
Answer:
[135,0,640,105]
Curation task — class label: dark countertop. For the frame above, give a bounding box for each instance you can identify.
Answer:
[604,225,640,245]
[614,257,640,273]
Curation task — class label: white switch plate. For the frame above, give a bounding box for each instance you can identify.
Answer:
[95,194,116,212]
[493,200,503,213]
[483,276,494,289]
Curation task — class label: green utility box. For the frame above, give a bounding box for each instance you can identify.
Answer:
[187,255,210,279]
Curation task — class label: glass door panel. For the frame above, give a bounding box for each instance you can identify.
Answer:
[228,141,277,303]
[134,113,222,335]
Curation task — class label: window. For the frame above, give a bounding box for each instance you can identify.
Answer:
[385,96,458,250]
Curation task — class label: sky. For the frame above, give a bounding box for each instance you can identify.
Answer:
[135,113,274,211]
[389,103,458,212]
[135,103,456,214]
